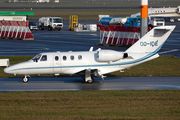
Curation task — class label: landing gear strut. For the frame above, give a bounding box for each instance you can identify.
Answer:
[22,76,29,83]
[83,69,94,84]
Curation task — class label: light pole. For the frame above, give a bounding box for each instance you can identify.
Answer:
[140,0,148,38]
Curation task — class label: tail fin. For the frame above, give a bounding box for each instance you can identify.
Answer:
[125,26,176,53]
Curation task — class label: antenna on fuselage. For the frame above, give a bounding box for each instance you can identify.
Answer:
[89,47,93,51]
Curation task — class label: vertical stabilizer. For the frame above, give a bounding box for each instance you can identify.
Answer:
[125,26,176,54]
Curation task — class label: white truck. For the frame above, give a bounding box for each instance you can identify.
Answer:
[39,17,63,31]
[148,16,165,27]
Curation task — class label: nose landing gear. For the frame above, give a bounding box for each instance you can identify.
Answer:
[22,76,29,83]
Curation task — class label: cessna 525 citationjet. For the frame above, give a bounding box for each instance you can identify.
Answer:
[4,26,175,83]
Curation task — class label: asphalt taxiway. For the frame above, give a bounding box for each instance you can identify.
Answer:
[0,77,180,91]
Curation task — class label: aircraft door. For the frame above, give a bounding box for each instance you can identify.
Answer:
[53,55,61,73]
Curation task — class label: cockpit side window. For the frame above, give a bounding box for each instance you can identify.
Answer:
[32,54,41,62]
[40,55,47,61]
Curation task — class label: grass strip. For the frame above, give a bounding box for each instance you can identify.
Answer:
[0,90,180,119]
[0,55,180,78]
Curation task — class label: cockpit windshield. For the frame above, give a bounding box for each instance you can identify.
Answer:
[53,18,62,23]
[32,54,41,62]
[154,17,164,22]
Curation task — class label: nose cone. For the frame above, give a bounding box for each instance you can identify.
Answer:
[4,67,12,74]
[4,61,31,75]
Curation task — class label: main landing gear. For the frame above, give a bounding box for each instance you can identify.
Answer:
[22,76,29,83]
[82,69,105,84]
[83,69,94,84]
[83,77,94,84]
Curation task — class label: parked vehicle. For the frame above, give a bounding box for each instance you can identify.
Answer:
[29,22,38,31]
[148,16,165,27]
[98,16,164,27]
[39,17,63,31]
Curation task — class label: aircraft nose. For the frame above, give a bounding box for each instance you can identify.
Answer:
[4,67,12,74]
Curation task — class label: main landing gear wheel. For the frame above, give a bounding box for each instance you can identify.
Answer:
[84,69,94,84]
[22,76,29,83]
[83,77,94,84]
[87,77,94,84]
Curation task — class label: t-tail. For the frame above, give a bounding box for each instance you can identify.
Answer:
[126,26,176,55]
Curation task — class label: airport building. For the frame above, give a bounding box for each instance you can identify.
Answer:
[0,11,34,21]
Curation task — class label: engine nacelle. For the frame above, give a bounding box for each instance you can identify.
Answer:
[96,50,125,62]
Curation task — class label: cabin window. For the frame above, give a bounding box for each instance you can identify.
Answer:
[55,56,59,61]
[40,55,47,61]
[78,55,82,60]
[63,56,67,61]
[70,56,74,60]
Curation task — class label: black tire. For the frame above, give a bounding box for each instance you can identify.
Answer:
[39,26,44,30]
[48,26,52,31]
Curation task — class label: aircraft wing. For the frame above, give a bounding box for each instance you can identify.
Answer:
[74,69,105,80]
[74,69,97,75]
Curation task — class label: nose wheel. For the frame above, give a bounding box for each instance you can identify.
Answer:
[22,76,29,83]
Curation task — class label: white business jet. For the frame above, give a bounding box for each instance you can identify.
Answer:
[4,26,175,83]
